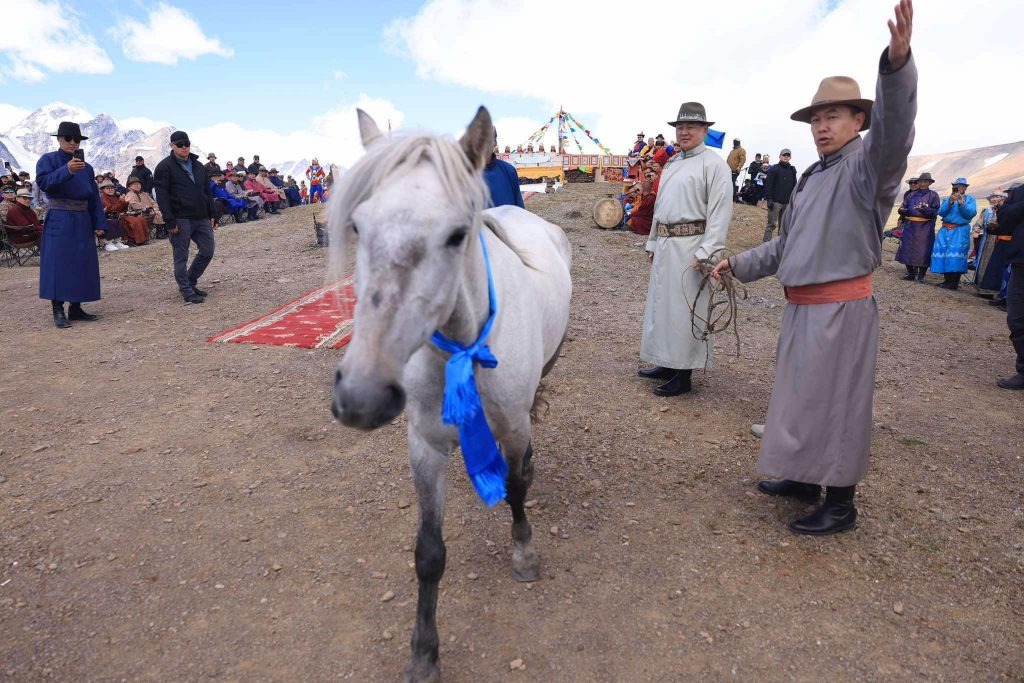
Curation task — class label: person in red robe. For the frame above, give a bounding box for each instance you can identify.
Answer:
[6,188,43,232]
[626,182,656,235]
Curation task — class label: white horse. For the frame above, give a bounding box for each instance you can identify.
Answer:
[329,107,572,682]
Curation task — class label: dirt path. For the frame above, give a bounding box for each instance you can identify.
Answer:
[1,189,1021,682]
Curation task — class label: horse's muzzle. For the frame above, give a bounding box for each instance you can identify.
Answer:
[332,368,406,431]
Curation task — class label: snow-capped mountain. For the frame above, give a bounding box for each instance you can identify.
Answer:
[1,102,326,184]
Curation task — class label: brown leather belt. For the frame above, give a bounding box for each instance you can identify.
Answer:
[655,221,706,238]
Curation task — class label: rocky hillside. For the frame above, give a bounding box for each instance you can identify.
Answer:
[905,140,1024,196]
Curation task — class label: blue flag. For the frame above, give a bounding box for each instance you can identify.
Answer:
[704,129,726,149]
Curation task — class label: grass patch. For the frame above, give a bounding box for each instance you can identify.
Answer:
[900,437,927,446]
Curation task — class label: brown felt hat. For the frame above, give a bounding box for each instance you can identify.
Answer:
[790,76,874,131]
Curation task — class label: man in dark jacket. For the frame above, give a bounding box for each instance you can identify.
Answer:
[747,153,763,184]
[247,155,263,175]
[762,148,798,241]
[153,130,216,304]
[996,183,1024,389]
[132,156,153,194]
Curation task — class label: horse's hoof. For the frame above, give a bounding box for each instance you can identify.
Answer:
[404,660,441,683]
[511,550,540,582]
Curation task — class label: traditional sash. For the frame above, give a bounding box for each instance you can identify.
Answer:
[942,222,968,230]
[430,232,507,506]
[47,198,89,212]
[906,216,931,222]
[784,274,873,305]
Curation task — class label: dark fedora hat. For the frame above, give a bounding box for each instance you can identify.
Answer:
[667,102,714,127]
[916,172,934,183]
[51,121,88,140]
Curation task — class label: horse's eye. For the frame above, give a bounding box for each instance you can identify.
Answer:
[445,230,466,248]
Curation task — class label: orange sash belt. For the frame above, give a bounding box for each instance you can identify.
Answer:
[906,216,931,222]
[784,274,873,305]
[942,222,968,230]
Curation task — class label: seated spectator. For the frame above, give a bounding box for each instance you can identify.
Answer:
[6,188,43,232]
[283,176,302,207]
[245,170,279,213]
[209,170,247,224]
[258,167,286,204]
[247,155,263,175]
[205,153,221,176]
[97,180,130,251]
[0,185,16,222]
[226,169,261,220]
[236,157,246,173]
[123,176,165,240]
[626,182,656,235]
[739,179,758,205]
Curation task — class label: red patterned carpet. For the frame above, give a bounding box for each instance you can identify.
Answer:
[208,276,356,349]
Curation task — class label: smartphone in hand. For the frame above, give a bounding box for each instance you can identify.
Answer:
[73,149,85,162]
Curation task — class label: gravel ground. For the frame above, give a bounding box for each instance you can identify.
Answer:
[1,188,1021,682]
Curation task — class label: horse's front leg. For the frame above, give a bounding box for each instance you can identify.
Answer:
[405,427,449,683]
[503,428,540,582]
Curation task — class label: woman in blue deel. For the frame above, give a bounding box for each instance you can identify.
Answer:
[35,121,106,328]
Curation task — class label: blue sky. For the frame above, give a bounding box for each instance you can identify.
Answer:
[1,1,539,138]
[3,0,1023,170]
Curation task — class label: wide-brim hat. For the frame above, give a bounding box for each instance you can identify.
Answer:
[917,172,934,183]
[952,177,969,187]
[98,179,114,189]
[126,176,143,186]
[52,121,88,140]
[16,188,32,198]
[667,101,714,127]
[790,76,874,131]
[907,177,919,184]
[207,153,217,159]
[990,191,1008,199]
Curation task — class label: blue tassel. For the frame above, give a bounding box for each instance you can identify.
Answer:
[431,233,507,506]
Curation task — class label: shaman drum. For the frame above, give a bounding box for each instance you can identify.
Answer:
[593,198,624,229]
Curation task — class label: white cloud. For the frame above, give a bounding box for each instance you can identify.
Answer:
[115,3,233,65]
[333,70,349,80]
[387,0,1024,168]
[191,94,404,170]
[0,104,31,131]
[118,117,172,134]
[0,0,113,81]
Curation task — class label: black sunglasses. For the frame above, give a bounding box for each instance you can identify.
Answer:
[174,142,191,148]
[62,136,82,143]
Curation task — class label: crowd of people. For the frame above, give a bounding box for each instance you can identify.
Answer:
[5,121,338,321]
[2,138,336,255]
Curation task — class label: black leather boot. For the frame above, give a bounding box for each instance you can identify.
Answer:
[653,369,692,396]
[52,300,71,328]
[638,365,675,380]
[915,266,927,282]
[757,479,821,504]
[68,303,98,321]
[902,265,916,281]
[788,485,857,536]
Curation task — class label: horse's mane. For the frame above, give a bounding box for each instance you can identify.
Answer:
[328,133,537,278]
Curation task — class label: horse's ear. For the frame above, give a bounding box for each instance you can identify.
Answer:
[357,108,382,148]
[459,106,494,171]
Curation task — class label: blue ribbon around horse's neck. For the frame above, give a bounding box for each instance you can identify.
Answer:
[430,232,507,506]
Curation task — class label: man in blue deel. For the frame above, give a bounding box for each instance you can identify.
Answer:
[35,121,106,329]
[482,129,524,208]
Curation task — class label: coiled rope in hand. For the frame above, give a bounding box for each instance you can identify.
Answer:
[682,248,747,357]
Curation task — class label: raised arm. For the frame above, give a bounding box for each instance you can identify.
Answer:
[857,0,917,207]
[35,154,73,193]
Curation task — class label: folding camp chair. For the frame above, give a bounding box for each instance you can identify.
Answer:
[0,222,41,267]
